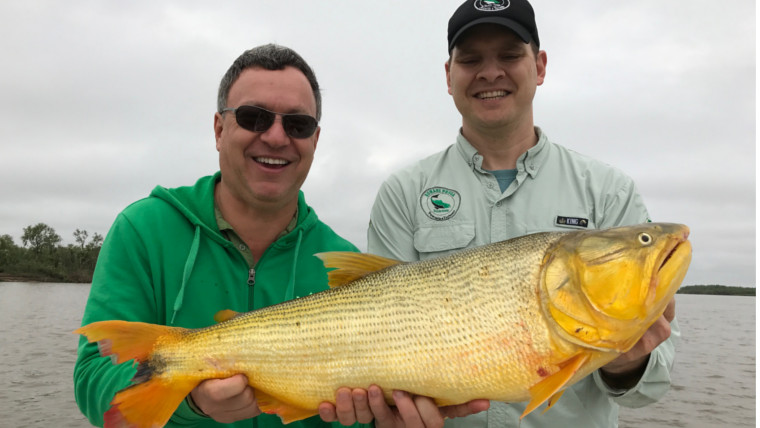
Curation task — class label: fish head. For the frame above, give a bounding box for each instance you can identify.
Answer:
[540,223,692,352]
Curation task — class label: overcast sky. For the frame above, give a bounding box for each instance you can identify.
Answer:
[0,1,755,287]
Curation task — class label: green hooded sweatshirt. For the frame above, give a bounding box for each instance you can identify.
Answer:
[74,172,370,428]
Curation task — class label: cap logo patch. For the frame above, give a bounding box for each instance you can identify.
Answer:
[421,187,461,221]
[474,0,509,12]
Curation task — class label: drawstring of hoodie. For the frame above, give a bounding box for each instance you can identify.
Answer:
[284,229,303,302]
[170,226,302,323]
[171,225,201,325]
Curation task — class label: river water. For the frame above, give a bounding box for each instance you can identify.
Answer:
[0,282,755,427]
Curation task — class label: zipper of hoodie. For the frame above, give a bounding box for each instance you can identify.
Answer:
[247,267,255,286]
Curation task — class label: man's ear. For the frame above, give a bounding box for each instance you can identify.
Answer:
[445,60,453,95]
[536,50,547,86]
[214,112,224,151]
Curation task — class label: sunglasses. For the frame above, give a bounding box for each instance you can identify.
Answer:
[221,105,319,139]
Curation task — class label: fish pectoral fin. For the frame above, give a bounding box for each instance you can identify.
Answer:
[545,389,566,412]
[314,252,403,287]
[214,309,242,323]
[255,390,317,424]
[521,352,590,419]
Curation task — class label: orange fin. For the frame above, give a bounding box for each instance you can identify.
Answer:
[104,377,197,428]
[521,352,590,418]
[255,390,318,424]
[74,320,180,364]
[214,309,243,323]
[315,252,403,287]
[545,389,566,412]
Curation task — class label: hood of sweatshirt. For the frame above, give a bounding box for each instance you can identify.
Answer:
[148,171,318,323]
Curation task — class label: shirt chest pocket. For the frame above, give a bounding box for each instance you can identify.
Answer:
[413,223,475,260]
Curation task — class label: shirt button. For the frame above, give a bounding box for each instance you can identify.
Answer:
[496,201,502,207]
[239,244,247,251]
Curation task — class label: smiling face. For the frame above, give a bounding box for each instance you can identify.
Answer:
[214,66,320,212]
[446,24,546,137]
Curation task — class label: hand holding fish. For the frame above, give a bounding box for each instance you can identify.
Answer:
[599,298,677,389]
[189,374,261,423]
[318,385,490,427]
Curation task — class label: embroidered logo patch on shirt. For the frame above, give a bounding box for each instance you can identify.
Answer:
[421,187,461,221]
[555,216,589,228]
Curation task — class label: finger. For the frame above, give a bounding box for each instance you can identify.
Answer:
[334,387,357,426]
[393,390,424,428]
[351,388,374,424]
[212,393,260,424]
[663,298,676,322]
[367,385,396,426]
[441,399,490,419]
[205,374,250,400]
[317,402,338,423]
[413,395,445,428]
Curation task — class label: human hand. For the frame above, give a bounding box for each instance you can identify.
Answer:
[600,298,676,386]
[318,385,489,428]
[189,374,261,423]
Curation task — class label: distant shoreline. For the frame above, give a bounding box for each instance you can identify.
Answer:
[1,274,754,296]
[677,285,755,296]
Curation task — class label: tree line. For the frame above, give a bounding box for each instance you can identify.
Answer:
[0,223,103,283]
[677,285,755,296]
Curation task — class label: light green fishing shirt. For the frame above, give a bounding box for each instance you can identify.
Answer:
[367,128,679,428]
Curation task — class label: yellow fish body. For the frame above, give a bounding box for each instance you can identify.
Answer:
[76,222,691,427]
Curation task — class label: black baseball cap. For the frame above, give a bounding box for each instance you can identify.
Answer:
[447,0,540,53]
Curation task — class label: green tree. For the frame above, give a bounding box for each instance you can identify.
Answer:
[88,232,104,249]
[74,229,89,249]
[22,223,62,255]
[0,234,20,271]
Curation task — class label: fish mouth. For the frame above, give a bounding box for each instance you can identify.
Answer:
[657,228,690,273]
[652,227,692,305]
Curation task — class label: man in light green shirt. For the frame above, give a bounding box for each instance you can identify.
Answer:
[323,1,678,427]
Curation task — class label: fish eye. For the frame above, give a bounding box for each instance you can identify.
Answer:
[638,233,652,245]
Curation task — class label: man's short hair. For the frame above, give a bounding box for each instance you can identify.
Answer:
[217,44,322,121]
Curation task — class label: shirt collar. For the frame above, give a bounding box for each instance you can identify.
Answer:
[214,205,299,241]
[455,126,549,178]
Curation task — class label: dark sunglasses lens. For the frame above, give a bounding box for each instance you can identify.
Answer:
[235,106,274,132]
[283,115,318,138]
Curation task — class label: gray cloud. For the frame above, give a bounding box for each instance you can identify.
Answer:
[0,1,754,287]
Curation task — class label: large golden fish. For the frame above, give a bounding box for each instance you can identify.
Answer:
[76,223,691,428]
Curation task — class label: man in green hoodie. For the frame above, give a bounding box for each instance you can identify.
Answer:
[76,44,478,428]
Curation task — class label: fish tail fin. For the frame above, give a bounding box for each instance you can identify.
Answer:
[75,320,181,364]
[104,376,197,428]
[75,320,196,428]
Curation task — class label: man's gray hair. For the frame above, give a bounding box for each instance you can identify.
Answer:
[217,44,322,121]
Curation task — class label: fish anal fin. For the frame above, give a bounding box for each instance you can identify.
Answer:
[105,377,197,428]
[255,390,317,424]
[74,320,179,365]
[315,252,403,288]
[521,352,590,419]
[214,309,242,323]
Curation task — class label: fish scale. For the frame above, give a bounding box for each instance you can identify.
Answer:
[76,223,691,427]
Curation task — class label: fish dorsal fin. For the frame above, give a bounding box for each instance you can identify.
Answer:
[521,352,590,418]
[314,251,403,288]
[214,309,242,323]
